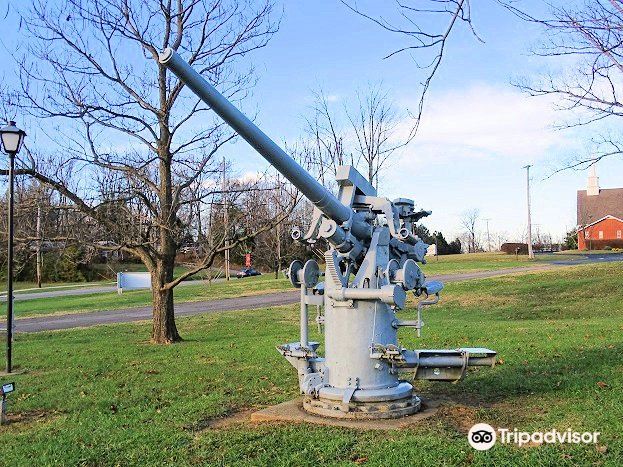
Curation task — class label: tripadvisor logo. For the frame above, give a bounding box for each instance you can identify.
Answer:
[468,423,496,451]
[468,423,600,451]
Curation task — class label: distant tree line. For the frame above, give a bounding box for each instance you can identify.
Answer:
[413,225,462,255]
[0,166,317,286]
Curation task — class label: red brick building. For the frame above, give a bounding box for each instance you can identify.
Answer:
[577,167,623,250]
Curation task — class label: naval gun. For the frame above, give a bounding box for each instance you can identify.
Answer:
[160,48,496,419]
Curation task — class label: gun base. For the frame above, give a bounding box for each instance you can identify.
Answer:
[303,394,421,420]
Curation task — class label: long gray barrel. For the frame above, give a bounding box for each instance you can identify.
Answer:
[159,48,351,225]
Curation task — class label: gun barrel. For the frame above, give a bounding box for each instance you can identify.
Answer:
[159,48,352,225]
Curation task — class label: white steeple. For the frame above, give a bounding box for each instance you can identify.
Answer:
[587,165,600,196]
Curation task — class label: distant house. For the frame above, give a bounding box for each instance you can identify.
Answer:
[577,166,623,250]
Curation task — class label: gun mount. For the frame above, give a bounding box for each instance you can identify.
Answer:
[160,48,496,420]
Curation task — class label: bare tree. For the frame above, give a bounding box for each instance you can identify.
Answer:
[0,175,97,284]
[494,230,509,251]
[304,89,353,186]
[347,85,403,188]
[502,0,623,170]
[2,0,283,343]
[341,0,481,138]
[237,173,305,277]
[305,85,404,188]
[460,208,480,253]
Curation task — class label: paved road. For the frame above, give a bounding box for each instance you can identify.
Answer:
[6,253,620,303]
[1,264,564,334]
[6,291,299,333]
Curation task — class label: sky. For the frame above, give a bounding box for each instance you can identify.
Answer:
[213,0,623,245]
[1,0,621,243]
[216,0,621,243]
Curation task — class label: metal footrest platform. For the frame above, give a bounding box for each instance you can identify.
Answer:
[371,344,497,382]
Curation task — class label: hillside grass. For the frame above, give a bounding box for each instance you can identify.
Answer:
[420,251,578,275]
[2,251,593,295]
[0,263,620,465]
[6,252,595,319]
[0,265,222,293]
[10,274,291,318]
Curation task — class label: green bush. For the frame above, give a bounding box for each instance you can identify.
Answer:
[564,229,578,250]
[5,246,87,283]
[42,247,86,282]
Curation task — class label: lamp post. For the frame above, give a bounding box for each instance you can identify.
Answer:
[0,121,26,374]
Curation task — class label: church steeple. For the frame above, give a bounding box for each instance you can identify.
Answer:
[587,165,600,196]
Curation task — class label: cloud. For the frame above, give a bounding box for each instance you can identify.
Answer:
[395,83,577,164]
[374,83,589,239]
[237,171,265,184]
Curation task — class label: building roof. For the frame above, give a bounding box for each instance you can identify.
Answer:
[579,215,623,229]
[577,188,623,225]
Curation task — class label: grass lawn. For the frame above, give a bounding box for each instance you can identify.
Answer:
[11,253,549,319]
[420,251,593,275]
[0,280,114,294]
[0,265,223,294]
[0,263,620,465]
[2,252,592,297]
[11,274,291,318]
[420,252,544,275]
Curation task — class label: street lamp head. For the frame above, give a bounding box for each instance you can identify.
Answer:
[0,121,27,155]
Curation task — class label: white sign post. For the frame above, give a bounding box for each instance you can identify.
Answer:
[117,272,151,294]
[427,243,437,257]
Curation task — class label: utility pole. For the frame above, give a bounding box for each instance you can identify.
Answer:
[523,164,534,259]
[36,203,42,288]
[205,195,214,283]
[275,174,282,279]
[195,186,203,256]
[222,157,230,280]
[483,218,492,252]
[207,195,214,251]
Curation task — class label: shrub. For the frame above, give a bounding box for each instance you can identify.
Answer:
[501,243,528,255]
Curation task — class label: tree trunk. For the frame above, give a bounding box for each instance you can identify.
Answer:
[151,258,181,344]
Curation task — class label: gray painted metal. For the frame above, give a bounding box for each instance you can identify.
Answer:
[160,50,497,420]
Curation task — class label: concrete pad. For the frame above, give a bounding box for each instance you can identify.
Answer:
[250,397,441,430]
